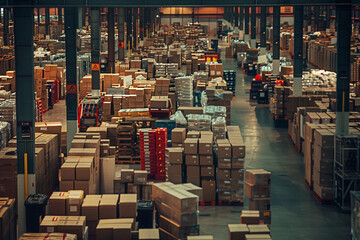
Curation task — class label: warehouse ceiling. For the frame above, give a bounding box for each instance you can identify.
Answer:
[0,0,356,7]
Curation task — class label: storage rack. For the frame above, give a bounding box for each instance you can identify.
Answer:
[223,70,236,95]
[334,135,360,211]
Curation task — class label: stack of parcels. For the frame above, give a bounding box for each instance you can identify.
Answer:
[0,197,16,240]
[272,86,292,119]
[155,63,167,77]
[203,106,227,119]
[102,74,119,93]
[228,222,271,240]
[0,99,16,136]
[6,132,59,196]
[175,76,193,107]
[245,170,271,224]
[187,114,211,131]
[96,218,135,240]
[205,88,233,125]
[194,72,208,91]
[167,63,179,77]
[19,233,77,240]
[171,128,186,148]
[166,147,184,184]
[150,96,170,109]
[152,182,200,239]
[211,117,226,140]
[216,137,244,203]
[198,131,216,202]
[130,60,142,69]
[114,169,151,200]
[184,135,200,187]
[154,78,170,96]
[40,216,86,240]
[61,132,101,194]
[312,128,335,201]
[48,190,84,217]
[128,88,147,108]
[208,63,223,78]
[0,121,10,150]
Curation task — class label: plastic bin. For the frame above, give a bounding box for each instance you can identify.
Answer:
[25,194,48,232]
[137,200,154,229]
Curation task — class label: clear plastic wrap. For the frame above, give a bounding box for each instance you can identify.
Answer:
[0,121,10,151]
[175,76,194,107]
[201,91,208,106]
[212,116,226,139]
[0,99,16,137]
[203,105,227,119]
[170,111,187,126]
[187,114,211,131]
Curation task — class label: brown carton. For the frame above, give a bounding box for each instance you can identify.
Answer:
[186,166,200,186]
[198,138,213,155]
[245,170,271,185]
[82,197,101,221]
[66,190,84,216]
[245,234,272,240]
[241,210,260,224]
[248,199,270,210]
[139,229,160,240]
[134,170,148,184]
[168,164,182,184]
[201,180,216,202]
[228,224,249,240]
[165,148,183,164]
[76,162,92,180]
[184,139,198,154]
[248,225,270,234]
[60,162,77,181]
[187,236,213,240]
[75,180,91,195]
[185,154,199,165]
[187,131,200,139]
[60,181,74,192]
[48,192,68,216]
[119,194,137,218]
[217,141,231,158]
[99,194,119,219]
[217,169,231,180]
[244,182,270,199]
[199,155,213,166]
[201,166,215,177]
[171,128,186,143]
[121,169,134,183]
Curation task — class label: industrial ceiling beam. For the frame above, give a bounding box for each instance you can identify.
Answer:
[1,0,356,7]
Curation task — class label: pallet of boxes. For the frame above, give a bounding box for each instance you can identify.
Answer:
[245,169,271,224]
[0,197,16,240]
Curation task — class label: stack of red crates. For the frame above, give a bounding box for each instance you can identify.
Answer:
[140,129,157,179]
[155,128,167,180]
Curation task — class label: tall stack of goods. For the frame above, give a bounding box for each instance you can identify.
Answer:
[223,70,236,94]
[116,121,137,162]
[155,128,167,180]
[175,76,193,107]
[152,182,200,239]
[184,133,200,186]
[165,147,184,184]
[187,114,211,131]
[245,169,271,224]
[0,99,16,136]
[140,129,157,179]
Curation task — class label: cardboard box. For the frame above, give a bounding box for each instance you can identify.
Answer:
[121,169,134,183]
[60,162,77,181]
[201,166,215,177]
[99,194,119,219]
[184,139,198,154]
[139,229,160,240]
[217,169,231,180]
[134,170,148,184]
[231,169,245,180]
[82,197,101,221]
[168,164,182,184]
[96,219,132,240]
[186,166,200,186]
[187,131,200,139]
[165,148,183,164]
[76,162,92,180]
[60,181,74,192]
[245,234,272,240]
[48,192,68,216]
[247,225,270,235]
[40,216,86,239]
[202,180,216,202]
[119,194,137,218]
[241,210,260,224]
[185,155,199,165]
[232,158,245,169]
[75,180,91,195]
[171,128,186,143]
[66,190,84,216]
[158,215,199,239]
[198,139,213,155]
[199,155,213,166]
[187,236,213,240]
[245,170,271,185]
[218,158,231,169]
[228,224,249,240]
[217,142,231,158]
[100,156,116,194]
[230,141,245,158]
[245,182,270,199]
[248,199,270,210]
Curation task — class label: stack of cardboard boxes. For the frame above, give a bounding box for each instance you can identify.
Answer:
[228,223,271,240]
[199,132,215,202]
[166,147,184,184]
[245,170,271,224]
[0,197,16,240]
[113,169,151,200]
[205,88,233,125]
[154,78,170,96]
[19,233,77,240]
[312,128,335,201]
[102,74,120,93]
[152,182,200,239]
[184,134,200,187]
[40,216,86,240]
[175,76,193,107]
[208,63,223,81]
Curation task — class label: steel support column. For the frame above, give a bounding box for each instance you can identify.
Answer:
[250,6,256,48]
[78,8,83,28]
[326,6,331,33]
[118,8,125,61]
[234,7,239,33]
[336,5,351,135]
[126,8,132,50]
[140,8,144,40]
[58,8,62,24]
[65,7,78,153]
[14,7,35,236]
[260,6,266,56]
[293,6,303,96]
[314,6,319,31]
[244,7,249,42]
[239,7,243,30]
[37,8,40,26]
[90,8,101,96]
[3,8,8,46]
[108,8,115,73]
[45,7,49,35]
[133,8,138,49]
[273,6,280,75]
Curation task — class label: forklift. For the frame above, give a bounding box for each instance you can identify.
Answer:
[79,95,104,132]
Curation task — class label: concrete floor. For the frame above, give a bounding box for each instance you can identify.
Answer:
[198,56,351,239]
[42,51,351,240]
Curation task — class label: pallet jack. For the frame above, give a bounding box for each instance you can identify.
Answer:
[79,95,104,132]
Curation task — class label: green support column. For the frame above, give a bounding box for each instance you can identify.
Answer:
[293,6,304,96]
[45,7,49,35]
[3,8,9,46]
[250,6,256,48]
[58,8,62,24]
[90,8,101,96]
[126,8,132,50]
[273,6,280,75]
[65,7,78,153]
[260,6,266,56]
[108,8,115,73]
[14,6,36,236]
[140,8,144,40]
[78,8,83,29]
[133,8,138,49]
[336,4,351,135]
[234,7,239,33]
[244,7,249,42]
[118,8,125,61]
